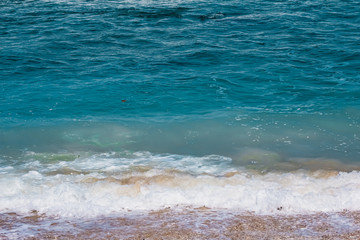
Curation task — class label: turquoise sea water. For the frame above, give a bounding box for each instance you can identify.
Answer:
[1,0,360,158]
[1,0,360,222]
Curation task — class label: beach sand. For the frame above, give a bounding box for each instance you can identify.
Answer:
[2,208,360,239]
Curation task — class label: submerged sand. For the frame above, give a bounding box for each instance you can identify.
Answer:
[1,208,360,239]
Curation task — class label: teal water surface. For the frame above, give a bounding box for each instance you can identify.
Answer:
[1,0,360,163]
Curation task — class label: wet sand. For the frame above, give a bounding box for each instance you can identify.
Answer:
[1,208,360,239]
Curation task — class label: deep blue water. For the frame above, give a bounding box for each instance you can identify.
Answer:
[1,0,360,161]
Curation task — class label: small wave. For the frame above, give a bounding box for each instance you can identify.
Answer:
[1,152,360,218]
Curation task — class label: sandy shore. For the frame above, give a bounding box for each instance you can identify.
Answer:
[1,208,360,239]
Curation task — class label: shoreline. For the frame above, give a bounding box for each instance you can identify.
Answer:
[2,208,360,239]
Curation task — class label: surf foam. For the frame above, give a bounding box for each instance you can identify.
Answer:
[0,152,360,218]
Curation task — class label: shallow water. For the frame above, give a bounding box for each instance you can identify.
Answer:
[1,0,360,233]
[2,209,360,239]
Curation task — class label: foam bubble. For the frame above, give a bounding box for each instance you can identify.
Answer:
[1,152,360,218]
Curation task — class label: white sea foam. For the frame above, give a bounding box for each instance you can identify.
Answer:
[0,152,360,218]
